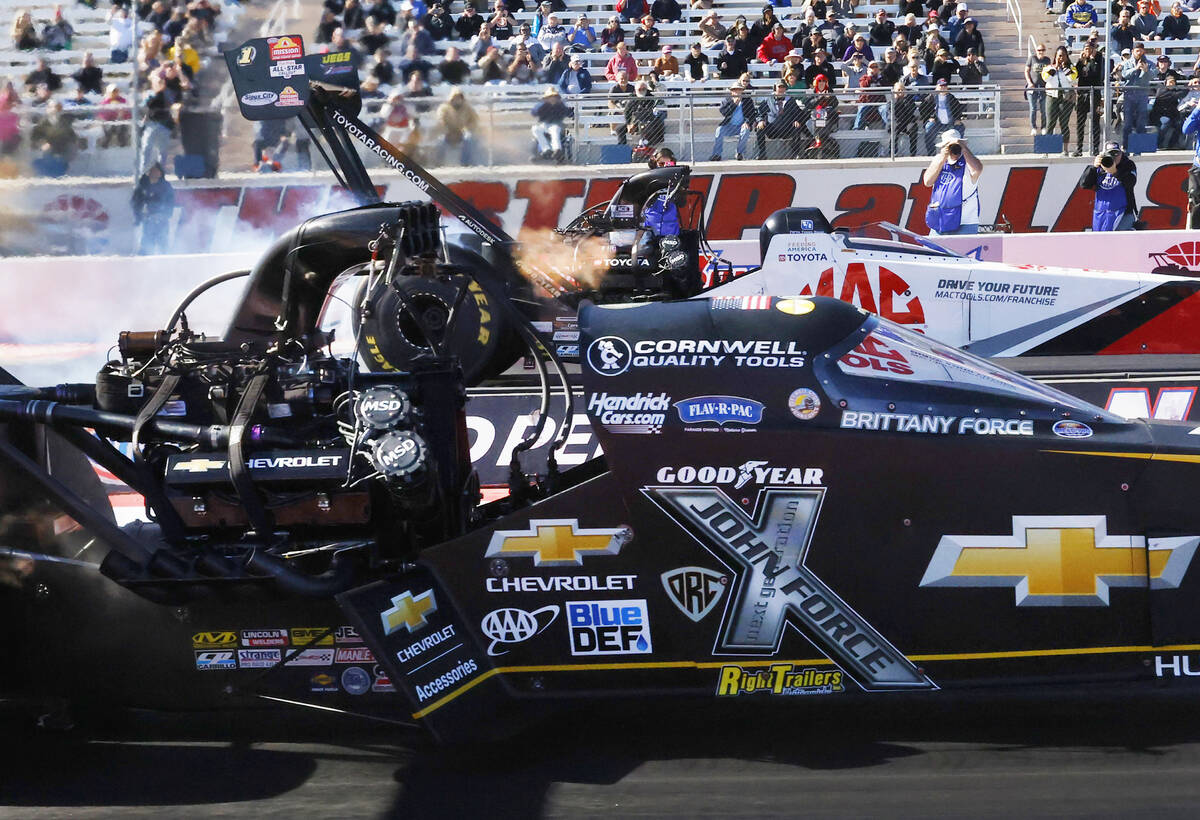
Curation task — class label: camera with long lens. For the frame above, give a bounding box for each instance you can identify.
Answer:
[947,143,963,157]
[1099,151,1118,168]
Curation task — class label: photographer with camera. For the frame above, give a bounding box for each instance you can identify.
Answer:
[1180,81,1200,227]
[922,130,982,235]
[1079,141,1139,231]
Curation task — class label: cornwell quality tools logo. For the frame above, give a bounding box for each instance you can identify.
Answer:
[921,515,1200,606]
[645,487,934,691]
[380,589,437,636]
[485,519,628,567]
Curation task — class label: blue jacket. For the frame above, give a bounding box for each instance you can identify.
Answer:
[642,194,680,236]
[556,65,593,94]
[1183,103,1200,166]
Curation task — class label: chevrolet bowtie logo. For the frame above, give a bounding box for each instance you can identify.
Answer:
[172,459,227,472]
[485,519,626,566]
[380,589,437,635]
[921,515,1200,606]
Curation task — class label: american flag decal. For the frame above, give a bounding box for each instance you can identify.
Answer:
[709,295,772,311]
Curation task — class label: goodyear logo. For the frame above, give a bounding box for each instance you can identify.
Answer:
[716,663,844,696]
[485,519,627,567]
[290,628,334,646]
[192,631,237,649]
[921,515,1200,605]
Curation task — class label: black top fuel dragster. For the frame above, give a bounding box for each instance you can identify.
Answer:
[7,35,1200,743]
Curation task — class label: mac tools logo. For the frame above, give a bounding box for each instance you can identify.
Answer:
[644,486,934,691]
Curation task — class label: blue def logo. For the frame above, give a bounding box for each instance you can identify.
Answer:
[566,599,652,656]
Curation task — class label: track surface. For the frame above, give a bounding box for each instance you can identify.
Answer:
[4,692,1200,818]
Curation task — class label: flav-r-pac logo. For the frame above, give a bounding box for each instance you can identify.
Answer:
[645,486,934,691]
[921,515,1200,606]
[485,519,628,566]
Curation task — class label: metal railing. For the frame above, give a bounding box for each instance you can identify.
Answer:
[1008,0,1025,56]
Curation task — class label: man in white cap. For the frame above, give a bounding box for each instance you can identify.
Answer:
[531,85,572,161]
[922,129,982,234]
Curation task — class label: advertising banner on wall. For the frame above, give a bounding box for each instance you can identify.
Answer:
[1,154,1196,257]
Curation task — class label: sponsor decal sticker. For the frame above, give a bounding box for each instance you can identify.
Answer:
[717,663,844,696]
[921,515,1200,606]
[675,396,763,427]
[276,85,302,106]
[237,648,282,668]
[310,672,338,693]
[192,631,237,649]
[290,628,334,646]
[414,657,480,702]
[787,388,821,421]
[645,486,933,690]
[840,411,1033,436]
[556,344,579,358]
[480,605,560,656]
[195,651,236,670]
[240,90,278,106]
[269,60,305,79]
[341,666,371,695]
[1106,386,1197,421]
[1052,420,1093,439]
[397,624,456,664]
[372,665,396,693]
[236,45,256,66]
[267,35,302,61]
[381,589,437,636]
[335,647,377,664]
[585,336,632,376]
[285,648,336,666]
[241,629,287,647]
[654,461,823,489]
[485,519,627,566]
[486,573,637,593]
[587,391,669,435]
[710,295,772,310]
[775,298,816,315]
[334,625,363,644]
[567,600,652,656]
[1155,655,1200,677]
[662,566,727,622]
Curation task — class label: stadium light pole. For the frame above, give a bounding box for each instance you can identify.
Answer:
[130,11,140,182]
[1102,15,1112,146]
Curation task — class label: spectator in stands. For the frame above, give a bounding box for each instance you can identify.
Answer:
[569,14,598,50]
[831,0,858,14]
[1043,45,1076,152]
[400,20,437,55]
[800,29,827,60]
[1132,0,1161,36]
[188,0,219,37]
[380,90,413,141]
[699,11,725,47]
[928,47,958,82]
[1064,0,1099,27]
[954,17,983,55]
[558,53,594,91]
[758,22,792,62]
[477,45,506,81]
[25,58,62,95]
[731,19,754,55]
[1152,73,1187,146]
[832,24,855,59]
[652,44,679,77]
[30,99,77,175]
[805,48,836,85]
[471,22,496,62]
[748,5,779,51]
[61,82,92,118]
[316,10,339,43]
[1026,42,1050,134]
[709,82,756,159]
[531,85,571,159]
[855,59,888,127]
[844,31,873,60]
[684,41,710,78]
[802,73,840,156]
[755,79,805,156]
[359,17,389,53]
[405,71,435,111]
[424,2,454,40]
[542,40,570,81]
[903,49,927,84]
[921,27,947,57]
[782,47,805,75]
[1074,40,1103,155]
[512,23,546,61]
[634,15,660,51]
[436,46,471,84]
[1160,0,1192,35]
[490,5,516,39]
[370,47,396,84]
[890,81,920,153]
[958,47,987,82]
[531,2,554,36]
[399,43,434,82]
[1111,9,1137,51]
[456,4,483,39]
[601,16,627,49]
[539,14,569,48]
[131,163,174,252]
[160,59,193,103]
[945,5,967,41]
[29,83,51,107]
[1121,41,1151,146]
[140,72,178,171]
[365,0,397,26]
[843,50,867,86]
[35,4,70,50]
[10,9,38,50]
[893,34,911,60]
[896,12,921,43]
[108,6,133,62]
[792,9,817,41]
[717,34,749,77]
[68,52,104,97]
[436,87,478,164]
[609,67,635,141]
[923,130,981,233]
[146,1,171,32]
[0,88,19,156]
[899,0,924,17]
[869,9,895,45]
[924,78,963,151]
[360,75,386,102]
[508,41,539,82]
[163,7,189,46]
[1155,53,1181,80]
[1079,140,1138,230]
[691,0,713,8]
[97,83,130,147]
[652,0,683,23]
[606,40,639,80]
[169,35,201,78]
[617,0,648,24]
[881,46,903,82]
[626,79,665,157]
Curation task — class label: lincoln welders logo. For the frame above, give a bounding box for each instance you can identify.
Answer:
[645,486,934,691]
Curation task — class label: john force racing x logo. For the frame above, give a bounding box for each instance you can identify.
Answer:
[586,336,632,376]
[645,486,934,691]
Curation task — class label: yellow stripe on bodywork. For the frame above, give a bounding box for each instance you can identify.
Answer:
[1044,449,1200,464]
